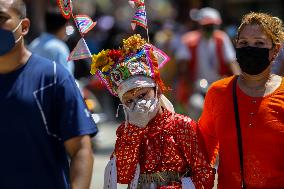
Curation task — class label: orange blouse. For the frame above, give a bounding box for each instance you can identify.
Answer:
[199,76,284,189]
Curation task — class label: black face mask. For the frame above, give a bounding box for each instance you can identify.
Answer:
[202,25,215,38]
[236,46,271,75]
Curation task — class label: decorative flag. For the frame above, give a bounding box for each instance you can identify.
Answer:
[74,15,97,35]
[130,0,148,30]
[145,44,170,69]
[155,48,170,69]
[128,0,139,8]
[68,38,92,61]
[56,0,96,62]
[56,0,73,19]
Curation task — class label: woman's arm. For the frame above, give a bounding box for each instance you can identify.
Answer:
[198,88,219,166]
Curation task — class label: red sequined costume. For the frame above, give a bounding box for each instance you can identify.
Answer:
[112,109,215,189]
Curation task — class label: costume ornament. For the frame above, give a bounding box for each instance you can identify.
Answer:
[90,34,170,96]
[56,0,97,61]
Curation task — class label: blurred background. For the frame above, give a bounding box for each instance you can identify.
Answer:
[23,0,284,188]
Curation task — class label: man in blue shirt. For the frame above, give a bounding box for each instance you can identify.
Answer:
[0,0,98,189]
[29,10,75,75]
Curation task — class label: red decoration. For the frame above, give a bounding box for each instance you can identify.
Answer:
[56,0,73,19]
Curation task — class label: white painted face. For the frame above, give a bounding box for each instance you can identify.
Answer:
[122,87,155,108]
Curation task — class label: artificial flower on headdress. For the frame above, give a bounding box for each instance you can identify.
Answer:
[90,34,170,98]
[122,34,146,55]
[90,49,122,74]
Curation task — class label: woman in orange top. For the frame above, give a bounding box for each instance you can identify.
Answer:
[199,12,284,189]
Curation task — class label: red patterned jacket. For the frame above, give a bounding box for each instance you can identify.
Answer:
[112,109,215,189]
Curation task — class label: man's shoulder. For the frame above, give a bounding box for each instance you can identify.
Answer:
[29,53,55,69]
[30,33,69,52]
[45,38,69,50]
[213,29,229,36]
[29,54,70,79]
[39,34,69,51]
[213,30,231,41]
[181,30,202,45]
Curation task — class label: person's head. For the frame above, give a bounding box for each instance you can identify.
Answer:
[0,0,30,56]
[90,34,171,127]
[196,7,222,38]
[235,12,284,76]
[45,10,68,40]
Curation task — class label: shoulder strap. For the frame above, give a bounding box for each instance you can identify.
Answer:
[232,76,246,189]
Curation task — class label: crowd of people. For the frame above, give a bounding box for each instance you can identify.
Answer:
[1,0,284,189]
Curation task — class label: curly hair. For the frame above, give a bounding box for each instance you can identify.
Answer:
[237,12,284,44]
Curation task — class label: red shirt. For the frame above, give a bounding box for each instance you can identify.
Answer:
[199,76,284,189]
[113,110,215,188]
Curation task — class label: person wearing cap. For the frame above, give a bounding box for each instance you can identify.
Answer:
[90,34,215,189]
[175,7,240,114]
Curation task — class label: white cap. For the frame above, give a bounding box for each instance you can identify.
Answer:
[194,7,222,25]
[117,76,156,100]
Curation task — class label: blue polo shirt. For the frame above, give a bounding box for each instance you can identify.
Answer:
[0,54,98,189]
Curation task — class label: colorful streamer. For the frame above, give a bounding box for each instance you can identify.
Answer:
[68,38,92,61]
[153,46,171,69]
[74,15,97,35]
[128,0,140,8]
[129,0,148,30]
[56,0,97,61]
[56,0,73,19]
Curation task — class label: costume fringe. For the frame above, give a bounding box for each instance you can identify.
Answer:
[104,157,117,189]
[181,177,196,189]
[130,164,140,189]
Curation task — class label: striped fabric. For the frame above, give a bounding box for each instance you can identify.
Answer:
[74,14,97,35]
[130,0,148,30]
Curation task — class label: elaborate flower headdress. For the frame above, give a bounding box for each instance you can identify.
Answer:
[90,34,170,98]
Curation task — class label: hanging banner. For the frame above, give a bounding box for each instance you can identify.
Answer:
[129,0,148,30]
[56,0,73,19]
[68,38,92,61]
[74,14,97,35]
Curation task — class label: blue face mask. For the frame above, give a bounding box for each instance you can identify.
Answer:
[0,21,23,56]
